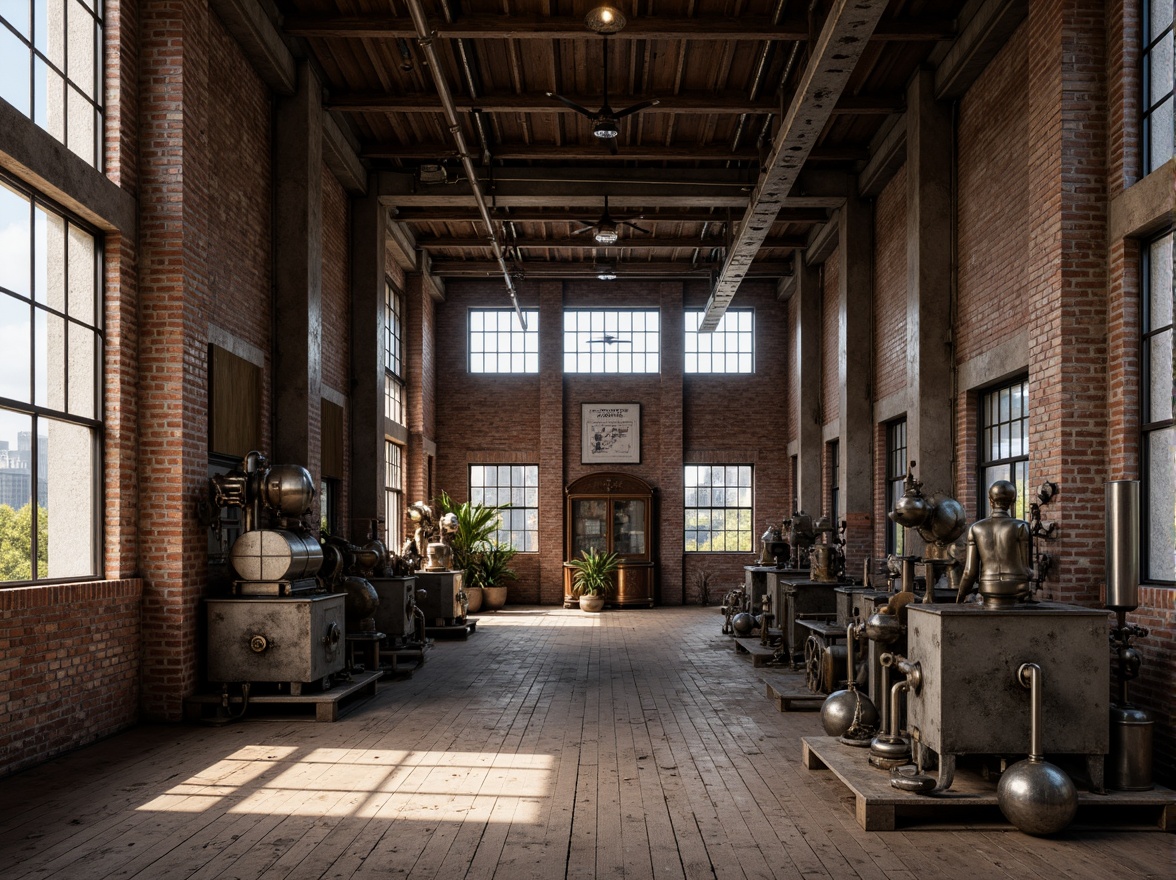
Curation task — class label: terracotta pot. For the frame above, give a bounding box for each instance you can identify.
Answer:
[465,585,483,614]
[483,585,508,611]
[579,595,605,613]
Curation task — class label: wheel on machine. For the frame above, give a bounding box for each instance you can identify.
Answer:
[804,634,824,694]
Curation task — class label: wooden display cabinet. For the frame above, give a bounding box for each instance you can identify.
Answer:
[564,472,656,608]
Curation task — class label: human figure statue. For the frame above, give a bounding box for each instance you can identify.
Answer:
[955,480,1033,608]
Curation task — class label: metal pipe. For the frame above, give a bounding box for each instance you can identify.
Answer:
[845,623,856,688]
[889,679,909,738]
[1105,480,1140,611]
[404,0,526,329]
[1018,662,1043,761]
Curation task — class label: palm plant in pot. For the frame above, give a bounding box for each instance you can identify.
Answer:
[566,547,620,612]
[438,491,513,613]
[470,541,518,611]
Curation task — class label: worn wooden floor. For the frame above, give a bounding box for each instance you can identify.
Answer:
[1,607,1172,879]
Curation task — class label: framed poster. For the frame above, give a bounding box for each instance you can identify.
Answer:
[582,403,641,464]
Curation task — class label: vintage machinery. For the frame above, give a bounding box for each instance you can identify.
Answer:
[808,516,845,583]
[415,569,467,627]
[887,461,966,601]
[786,510,815,569]
[370,576,423,647]
[758,520,790,567]
[820,623,878,744]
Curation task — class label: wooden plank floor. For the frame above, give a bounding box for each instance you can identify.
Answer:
[1,607,1172,879]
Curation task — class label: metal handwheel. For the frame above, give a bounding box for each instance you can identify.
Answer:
[804,634,824,694]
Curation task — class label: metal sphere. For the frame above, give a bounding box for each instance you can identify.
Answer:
[342,575,380,634]
[864,610,903,645]
[821,688,879,737]
[731,612,755,636]
[997,758,1078,835]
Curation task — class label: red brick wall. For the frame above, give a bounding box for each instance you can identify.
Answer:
[0,580,141,778]
[873,165,907,402]
[321,165,351,537]
[786,293,799,455]
[821,253,840,428]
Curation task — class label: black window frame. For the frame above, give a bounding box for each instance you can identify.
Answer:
[977,376,1030,521]
[885,419,907,556]
[1142,229,1174,584]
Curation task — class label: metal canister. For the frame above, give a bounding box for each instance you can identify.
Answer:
[1107,704,1154,791]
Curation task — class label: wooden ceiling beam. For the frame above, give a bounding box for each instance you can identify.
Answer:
[361,143,867,163]
[389,207,830,223]
[417,234,809,250]
[284,14,954,43]
[328,91,901,116]
[428,259,796,279]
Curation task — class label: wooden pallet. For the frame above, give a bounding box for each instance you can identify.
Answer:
[733,637,779,667]
[183,670,382,723]
[764,679,824,712]
[380,641,431,677]
[425,618,479,639]
[802,735,1176,832]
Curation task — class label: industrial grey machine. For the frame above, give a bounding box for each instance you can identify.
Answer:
[415,569,466,627]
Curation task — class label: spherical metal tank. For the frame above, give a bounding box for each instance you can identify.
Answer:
[230,529,324,582]
[261,465,316,517]
[920,496,967,545]
[997,759,1078,835]
[731,612,755,636]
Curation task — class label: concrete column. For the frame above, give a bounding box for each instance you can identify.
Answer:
[838,195,874,569]
[273,62,323,470]
[348,177,386,537]
[905,68,954,497]
[795,252,823,514]
[537,281,565,603]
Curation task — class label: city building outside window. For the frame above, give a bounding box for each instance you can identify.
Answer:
[684,309,754,373]
[469,464,539,551]
[0,0,105,167]
[1143,230,1174,582]
[978,377,1030,521]
[468,308,538,373]
[0,172,103,583]
[684,464,753,552]
[1143,0,1174,174]
[384,280,405,426]
[564,309,660,373]
[886,419,907,556]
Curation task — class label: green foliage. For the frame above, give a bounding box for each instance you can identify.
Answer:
[0,503,48,582]
[566,547,620,597]
[437,491,517,588]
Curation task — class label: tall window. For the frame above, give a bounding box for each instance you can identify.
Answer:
[684,465,752,552]
[564,309,660,373]
[886,419,907,555]
[468,308,538,373]
[790,455,798,513]
[0,0,105,167]
[1144,0,1174,174]
[469,464,539,551]
[1143,231,1174,582]
[828,440,840,526]
[385,441,403,552]
[384,281,405,426]
[684,309,754,373]
[979,377,1030,520]
[0,173,103,583]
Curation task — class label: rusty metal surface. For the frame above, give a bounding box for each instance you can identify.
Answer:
[370,576,417,638]
[207,594,346,684]
[415,570,465,623]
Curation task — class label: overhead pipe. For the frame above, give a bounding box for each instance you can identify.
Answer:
[404,0,526,329]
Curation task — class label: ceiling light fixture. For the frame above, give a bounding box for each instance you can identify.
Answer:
[594,224,620,245]
[584,5,627,35]
[595,263,618,280]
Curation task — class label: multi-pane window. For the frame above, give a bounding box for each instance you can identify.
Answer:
[1143,231,1174,582]
[979,377,1029,520]
[0,0,104,168]
[684,309,754,373]
[828,440,840,526]
[469,464,539,552]
[384,281,405,426]
[1144,0,1174,174]
[468,309,538,373]
[563,309,660,373]
[684,465,753,552]
[886,419,907,555]
[385,441,403,552]
[0,173,102,583]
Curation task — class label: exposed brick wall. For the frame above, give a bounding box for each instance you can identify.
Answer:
[1129,587,1176,783]
[105,0,138,190]
[786,293,799,455]
[405,274,438,507]
[321,165,351,537]
[0,580,142,779]
[1107,0,1142,189]
[105,233,140,579]
[820,256,839,427]
[873,165,907,402]
[955,25,1031,369]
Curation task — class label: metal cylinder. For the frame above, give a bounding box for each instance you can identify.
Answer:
[261,465,317,518]
[1019,662,1043,759]
[230,528,324,582]
[1107,705,1154,791]
[1105,480,1140,611]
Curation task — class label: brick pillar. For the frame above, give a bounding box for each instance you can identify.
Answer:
[905,68,955,501]
[1026,0,1108,604]
[538,281,565,603]
[839,195,874,573]
[795,253,823,514]
[349,178,386,535]
[405,272,438,504]
[273,62,323,475]
[658,282,685,604]
[138,0,212,720]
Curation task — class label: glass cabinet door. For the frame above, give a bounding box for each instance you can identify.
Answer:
[613,499,646,556]
[572,498,608,556]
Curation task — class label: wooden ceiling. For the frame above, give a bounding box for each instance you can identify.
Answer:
[274,0,977,302]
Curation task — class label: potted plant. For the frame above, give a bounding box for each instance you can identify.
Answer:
[470,541,518,611]
[566,547,620,612]
[438,491,512,613]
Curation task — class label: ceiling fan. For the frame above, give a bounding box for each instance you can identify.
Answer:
[574,195,651,245]
[546,6,659,154]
